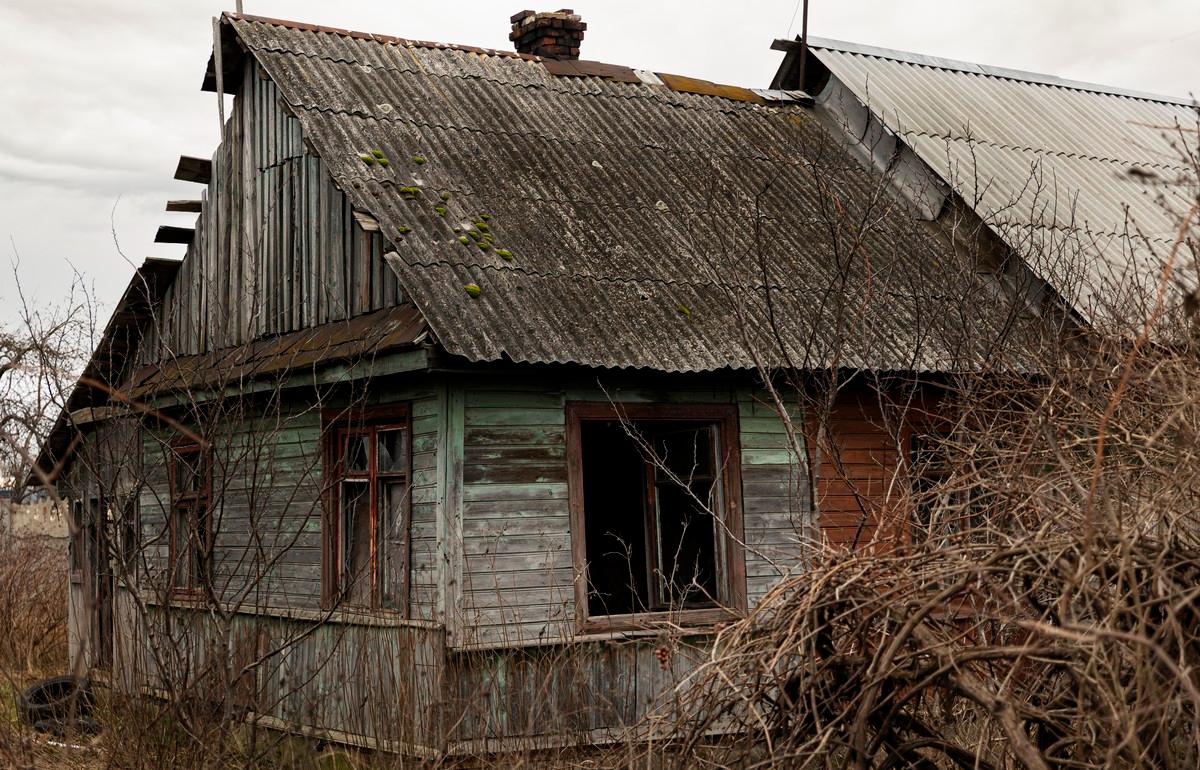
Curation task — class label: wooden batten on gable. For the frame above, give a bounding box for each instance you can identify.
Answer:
[174,155,212,184]
[155,225,196,244]
[166,200,203,213]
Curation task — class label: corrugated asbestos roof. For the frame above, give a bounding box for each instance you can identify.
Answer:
[804,38,1200,325]
[225,14,1043,373]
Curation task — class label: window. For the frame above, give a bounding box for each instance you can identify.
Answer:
[69,497,102,584]
[909,432,986,544]
[324,406,411,611]
[567,403,746,628]
[116,493,140,577]
[169,443,211,594]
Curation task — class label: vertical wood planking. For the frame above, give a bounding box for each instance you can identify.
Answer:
[153,58,400,359]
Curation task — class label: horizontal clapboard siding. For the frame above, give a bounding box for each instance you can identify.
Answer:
[814,394,908,548]
[137,386,440,618]
[459,391,572,645]
[139,409,325,609]
[737,399,811,605]
[456,380,812,647]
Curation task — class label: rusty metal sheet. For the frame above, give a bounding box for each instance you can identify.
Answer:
[130,304,427,396]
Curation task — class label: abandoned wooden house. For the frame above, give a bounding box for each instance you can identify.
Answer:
[31,8,1192,757]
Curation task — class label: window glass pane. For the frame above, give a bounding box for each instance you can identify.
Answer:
[653,426,715,483]
[192,504,210,588]
[378,480,409,610]
[377,429,408,475]
[654,478,719,609]
[176,450,203,495]
[343,433,370,475]
[340,480,371,605]
[172,505,192,588]
[69,501,83,574]
[119,496,139,573]
[580,420,651,616]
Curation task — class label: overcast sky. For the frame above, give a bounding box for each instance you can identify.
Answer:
[1,0,1197,329]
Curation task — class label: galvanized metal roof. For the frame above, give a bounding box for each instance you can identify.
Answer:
[804,37,1200,325]
[226,15,1043,373]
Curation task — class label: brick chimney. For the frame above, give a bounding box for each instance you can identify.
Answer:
[510,9,586,60]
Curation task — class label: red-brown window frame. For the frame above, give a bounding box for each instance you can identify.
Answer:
[167,439,212,597]
[565,402,747,633]
[321,404,412,614]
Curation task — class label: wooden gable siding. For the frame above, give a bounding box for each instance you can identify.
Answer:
[149,58,400,359]
[452,379,812,649]
[136,383,441,620]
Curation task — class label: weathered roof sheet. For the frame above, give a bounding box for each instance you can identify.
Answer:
[800,37,1200,325]
[129,304,426,396]
[225,14,1043,373]
[29,258,181,485]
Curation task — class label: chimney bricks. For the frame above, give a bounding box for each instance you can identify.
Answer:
[510,9,586,60]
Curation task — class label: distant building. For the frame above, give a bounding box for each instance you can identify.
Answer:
[0,487,67,540]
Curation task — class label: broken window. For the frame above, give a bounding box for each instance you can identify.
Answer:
[169,443,211,593]
[568,403,745,624]
[326,408,410,612]
[909,433,986,544]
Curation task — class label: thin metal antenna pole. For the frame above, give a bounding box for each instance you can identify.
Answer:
[798,0,810,91]
[236,1,243,13]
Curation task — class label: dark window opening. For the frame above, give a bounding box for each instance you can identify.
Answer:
[909,433,986,544]
[579,417,725,617]
[325,409,411,613]
[170,443,211,594]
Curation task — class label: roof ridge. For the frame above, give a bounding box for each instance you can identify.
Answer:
[229,13,807,107]
[225,11,539,62]
[805,36,1197,108]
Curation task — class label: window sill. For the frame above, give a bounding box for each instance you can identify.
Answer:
[578,607,741,635]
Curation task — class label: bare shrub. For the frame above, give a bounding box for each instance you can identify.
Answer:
[0,536,67,677]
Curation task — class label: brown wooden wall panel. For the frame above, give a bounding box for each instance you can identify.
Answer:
[812,388,915,550]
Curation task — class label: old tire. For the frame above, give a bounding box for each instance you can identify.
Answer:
[16,676,94,727]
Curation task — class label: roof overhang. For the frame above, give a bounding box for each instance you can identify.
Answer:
[26,258,181,488]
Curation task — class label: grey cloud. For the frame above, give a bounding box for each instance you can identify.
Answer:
[0,0,1195,325]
